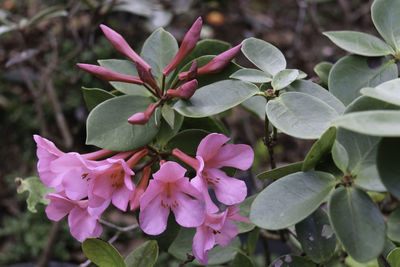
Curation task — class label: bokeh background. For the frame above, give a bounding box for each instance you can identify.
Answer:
[0,0,375,265]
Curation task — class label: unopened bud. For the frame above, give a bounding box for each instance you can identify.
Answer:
[178,60,198,81]
[167,79,198,99]
[162,17,202,76]
[77,63,143,85]
[136,63,159,90]
[130,165,151,211]
[128,103,157,125]
[172,148,200,170]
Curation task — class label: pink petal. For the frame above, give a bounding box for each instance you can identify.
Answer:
[60,169,89,200]
[139,194,170,235]
[139,180,163,210]
[152,161,187,183]
[45,193,74,221]
[207,168,247,205]
[227,206,249,223]
[172,191,204,228]
[214,220,238,246]
[191,175,219,213]
[69,207,100,242]
[208,143,254,170]
[112,186,134,211]
[34,135,64,157]
[204,211,227,231]
[196,133,230,162]
[192,226,215,265]
[88,198,110,217]
[90,173,113,199]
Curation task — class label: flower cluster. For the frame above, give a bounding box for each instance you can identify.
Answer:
[35,133,253,264]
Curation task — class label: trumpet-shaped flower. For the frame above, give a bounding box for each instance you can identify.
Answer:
[173,133,253,212]
[192,206,248,265]
[139,161,204,235]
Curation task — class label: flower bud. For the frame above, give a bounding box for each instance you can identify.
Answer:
[127,103,157,125]
[136,62,159,90]
[77,63,143,85]
[100,24,152,71]
[178,60,198,81]
[130,165,151,211]
[172,148,200,169]
[162,17,202,76]
[167,79,198,99]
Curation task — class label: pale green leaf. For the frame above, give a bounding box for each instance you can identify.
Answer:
[272,69,299,90]
[230,68,272,83]
[372,0,400,52]
[257,161,303,180]
[314,61,333,85]
[361,78,400,107]
[16,177,54,213]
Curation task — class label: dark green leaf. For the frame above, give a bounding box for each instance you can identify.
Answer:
[166,129,209,156]
[250,171,336,230]
[161,104,175,129]
[82,87,114,111]
[16,177,54,213]
[387,207,400,243]
[86,95,160,151]
[328,187,386,262]
[269,255,316,267]
[377,138,400,198]
[125,240,158,267]
[182,116,229,136]
[231,251,255,267]
[155,110,184,147]
[257,161,304,180]
[82,238,126,267]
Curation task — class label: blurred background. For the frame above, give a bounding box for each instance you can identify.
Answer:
[0,0,375,265]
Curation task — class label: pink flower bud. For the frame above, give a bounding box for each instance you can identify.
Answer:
[136,62,159,90]
[172,148,200,169]
[127,103,157,125]
[179,44,242,80]
[77,63,143,85]
[100,24,152,71]
[178,60,198,81]
[162,17,202,76]
[167,79,198,99]
[130,165,151,211]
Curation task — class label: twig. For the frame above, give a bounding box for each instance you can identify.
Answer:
[37,221,61,267]
[259,230,281,240]
[178,254,195,267]
[98,219,139,232]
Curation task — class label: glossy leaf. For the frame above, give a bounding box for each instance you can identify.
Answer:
[314,61,333,85]
[140,28,178,83]
[16,177,54,213]
[269,255,316,267]
[125,240,158,267]
[241,37,286,76]
[257,161,304,180]
[295,209,336,263]
[250,171,336,230]
[361,78,400,107]
[287,80,345,114]
[98,59,151,96]
[173,80,258,118]
[387,207,400,243]
[82,238,126,267]
[323,31,393,56]
[377,138,400,198]
[86,95,160,151]
[372,0,400,52]
[302,127,336,171]
[272,69,299,90]
[82,87,114,111]
[266,92,340,139]
[168,227,240,265]
[241,95,266,120]
[387,248,400,267]
[230,68,272,83]
[328,187,386,262]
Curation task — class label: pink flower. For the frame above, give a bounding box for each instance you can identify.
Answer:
[77,63,143,85]
[130,165,151,211]
[139,161,205,235]
[46,193,108,242]
[192,206,248,265]
[88,148,148,211]
[166,79,198,99]
[173,133,253,212]
[162,17,202,76]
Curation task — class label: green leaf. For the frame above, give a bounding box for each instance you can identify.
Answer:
[302,127,336,171]
[125,240,158,267]
[16,177,54,213]
[230,68,272,83]
[86,95,160,151]
[231,251,255,267]
[250,171,336,230]
[166,129,209,156]
[377,138,400,198]
[161,104,175,129]
[173,80,258,118]
[331,140,349,173]
[269,255,316,267]
[82,87,114,111]
[140,28,178,83]
[295,209,336,263]
[286,80,345,114]
[82,238,126,267]
[257,161,304,180]
[241,95,267,120]
[372,0,400,52]
[361,78,400,107]
[314,61,333,85]
[387,248,400,267]
[328,55,397,106]
[328,187,386,262]
[182,116,229,136]
[272,69,299,90]
[266,92,340,139]
[235,195,256,233]
[344,256,379,267]
[155,110,184,147]
[98,59,151,97]
[333,110,400,136]
[387,207,400,243]
[242,37,286,76]
[323,31,393,56]
[168,227,240,265]
[247,228,260,255]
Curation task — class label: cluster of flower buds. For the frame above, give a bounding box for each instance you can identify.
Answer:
[77,17,242,127]
[34,133,253,265]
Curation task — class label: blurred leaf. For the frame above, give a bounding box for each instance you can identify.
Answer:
[86,95,160,151]
[230,68,272,83]
[272,69,298,90]
[387,248,400,267]
[269,255,316,267]
[361,78,400,107]
[257,161,303,180]
[82,238,125,267]
[125,240,158,267]
[387,207,400,243]
[82,87,114,111]
[250,171,336,230]
[26,6,67,27]
[372,0,400,52]
[0,24,16,36]
[241,95,266,120]
[377,138,400,198]
[16,177,54,213]
[314,61,333,85]
[231,251,254,267]
[5,49,39,68]
[323,31,393,56]
[112,0,152,16]
[235,194,256,233]
[344,256,379,267]
[328,187,386,262]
